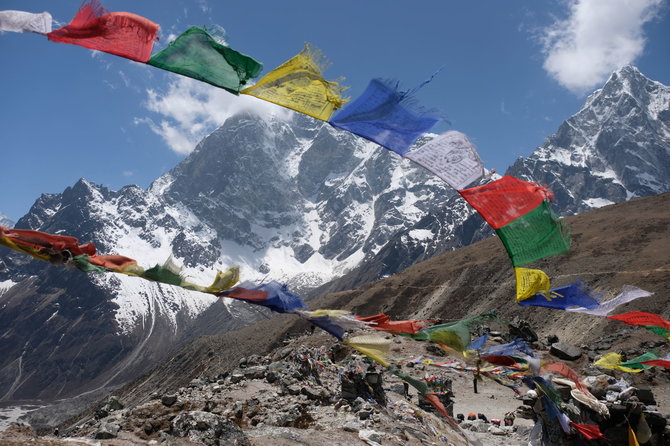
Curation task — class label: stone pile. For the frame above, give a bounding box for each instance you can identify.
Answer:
[56,345,490,445]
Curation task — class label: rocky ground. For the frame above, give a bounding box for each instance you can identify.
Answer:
[3,321,670,446]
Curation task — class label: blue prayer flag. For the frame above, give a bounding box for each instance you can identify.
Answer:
[517,280,600,310]
[329,77,441,155]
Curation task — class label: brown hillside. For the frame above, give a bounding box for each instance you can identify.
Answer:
[73,192,670,414]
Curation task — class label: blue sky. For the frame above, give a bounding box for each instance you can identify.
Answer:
[1,0,668,222]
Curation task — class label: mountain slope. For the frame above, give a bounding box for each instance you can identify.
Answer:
[72,191,670,427]
[507,65,670,215]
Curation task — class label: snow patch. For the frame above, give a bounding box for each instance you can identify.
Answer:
[582,198,615,209]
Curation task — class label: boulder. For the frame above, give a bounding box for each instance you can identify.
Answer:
[549,341,582,361]
[161,394,178,407]
[172,411,249,446]
[94,423,119,439]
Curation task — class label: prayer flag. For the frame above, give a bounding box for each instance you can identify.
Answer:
[404,131,484,189]
[47,0,158,63]
[514,267,550,302]
[608,311,670,330]
[641,353,670,369]
[345,335,391,366]
[241,43,346,121]
[495,201,571,266]
[0,10,52,34]
[517,280,600,310]
[220,281,306,313]
[148,27,262,94]
[595,353,644,373]
[330,76,441,155]
[481,338,535,358]
[357,313,427,334]
[567,285,653,316]
[570,422,606,440]
[466,333,489,351]
[387,367,429,395]
[629,425,640,446]
[545,362,588,393]
[458,176,554,229]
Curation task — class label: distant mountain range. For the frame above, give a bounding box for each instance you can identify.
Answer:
[0,65,668,404]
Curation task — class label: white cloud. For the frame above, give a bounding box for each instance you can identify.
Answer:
[136,76,291,155]
[122,170,134,177]
[540,0,663,94]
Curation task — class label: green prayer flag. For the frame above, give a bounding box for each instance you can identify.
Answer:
[495,201,570,267]
[148,26,263,94]
[620,352,659,369]
[387,367,429,395]
[142,264,183,286]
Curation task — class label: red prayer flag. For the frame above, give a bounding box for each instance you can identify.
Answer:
[89,254,138,270]
[222,287,269,302]
[357,313,427,334]
[608,312,670,330]
[458,176,554,229]
[482,355,519,367]
[570,422,606,440]
[47,0,158,63]
[640,360,670,369]
[545,362,588,393]
[0,226,96,257]
[424,392,459,428]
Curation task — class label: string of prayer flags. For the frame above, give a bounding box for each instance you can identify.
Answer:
[344,334,391,367]
[47,0,159,63]
[356,313,428,334]
[241,43,347,121]
[330,76,441,155]
[459,176,570,266]
[570,422,607,440]
[0,10,52,34]
[514,267,550,302]
[619,352,659,371]
[567,285,653,316]
[148,27,263,94]
[404,131,484,189]
[218,281,306,313]
[517,280,600,310]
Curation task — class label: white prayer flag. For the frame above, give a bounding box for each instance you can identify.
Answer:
[0,10,52,34]
[567,285,652,316]
[405,130,484,190]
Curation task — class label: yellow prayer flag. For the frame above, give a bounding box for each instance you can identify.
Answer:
[628,425,640,446]
[594,353,643,373]
[309,309,350,318]
[514,267,550,302]
[181,266,240,294]
[241,43,347,121]
[344,334,391,367]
